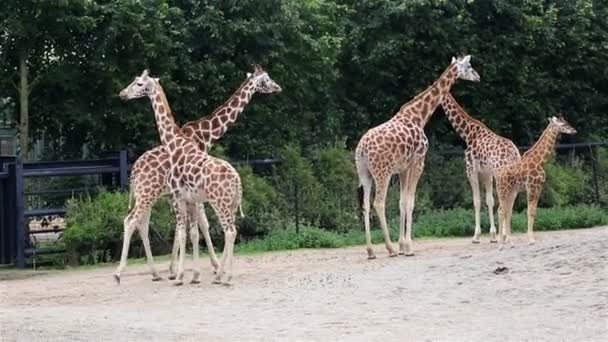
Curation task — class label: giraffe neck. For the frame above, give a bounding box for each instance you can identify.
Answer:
[395,63,458,126]
[524,124,560,165]
[441,93,490,146]
[183,77,256,148]
[148,82,182,147]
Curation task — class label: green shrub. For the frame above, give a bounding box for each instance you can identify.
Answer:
[313,144,359,231]
[62,190,175,265]
[540,159,592,207]
[237,165,288,238]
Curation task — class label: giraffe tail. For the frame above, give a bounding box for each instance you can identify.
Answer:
[357,185,364,216]
[127,189,134,211]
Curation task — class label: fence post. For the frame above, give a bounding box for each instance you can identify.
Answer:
[9,158,25,268]
[294,179,299,235]
[119,150,128,192]
[589,144,600,203]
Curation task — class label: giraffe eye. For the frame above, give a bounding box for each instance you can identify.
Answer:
[136,82,143,87]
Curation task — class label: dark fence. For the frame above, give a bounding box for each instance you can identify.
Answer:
[0,151,128,267]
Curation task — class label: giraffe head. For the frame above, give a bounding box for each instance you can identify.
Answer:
[119,69,160,100]
[246,65,282,94]
[451,55,480,82]
[549,115,577,135]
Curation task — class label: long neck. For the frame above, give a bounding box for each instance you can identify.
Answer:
[523,124,560,164]
[394,63,459,127]
[149,83,182,146]
[182,77,256,148]
[441,93,489,145]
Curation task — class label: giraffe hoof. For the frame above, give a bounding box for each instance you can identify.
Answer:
[222,281,233,287]
[489,240,498,244]
[113,274,121,285]
[528,240,536,245]
[404,252,415,257]
[173,280,183,286]
[472,240,481,244]
[398,251,405,256]
[190,279,201,285]
[367,255,377,260]
[168,274,177,280]
[212,278,223,285]
[152,275,162,282]
[388,252,398,258]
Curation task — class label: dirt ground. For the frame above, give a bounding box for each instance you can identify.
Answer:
[1,227,607,342]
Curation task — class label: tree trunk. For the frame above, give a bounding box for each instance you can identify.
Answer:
[18,48,29,160]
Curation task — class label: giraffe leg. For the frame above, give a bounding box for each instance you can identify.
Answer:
[468,171,482,244]
[188,204,202,284]
[373,177,397,257]
[526,187,541,245]
[213,209,237,285]
[137,208,162,281]
[398,171,408,255]
[172,198,188,286]
[114,208,140,284]
[482,173,498,243]
[167,229,179,280]
[197,204,220,272]
[402,161,424,256]
[499,191,517,250]
[360,179,375,259]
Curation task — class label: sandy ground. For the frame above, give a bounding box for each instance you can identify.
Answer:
[1,227,607,342]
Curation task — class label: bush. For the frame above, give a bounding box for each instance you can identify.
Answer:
[540,159,593,207]
[237,165,288,239]
[62,190,175,265]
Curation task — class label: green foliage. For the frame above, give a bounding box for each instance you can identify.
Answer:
[237,165,288,238]
[541,159,593,207]
[62,191,174,265]
[236,205,608,254]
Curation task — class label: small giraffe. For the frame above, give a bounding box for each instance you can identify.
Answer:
[441,93,520,243]
[356,55,480,259]
[495,115,576,248]
[114,66,280,283]
[118,69,243,285]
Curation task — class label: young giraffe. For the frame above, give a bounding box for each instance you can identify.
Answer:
[496,115,576,249]
[356,55,480,259]
[114,66,281,283]
[441,93,520,243]
[118,69,242,285]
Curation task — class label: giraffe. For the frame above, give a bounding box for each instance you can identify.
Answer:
[495,115,576,249]
[440,93,521,243]
[113,65,281,283]
[118,69,243,286]
[356,55,480,259]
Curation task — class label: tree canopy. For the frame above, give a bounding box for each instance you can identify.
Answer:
[0,0,606,160]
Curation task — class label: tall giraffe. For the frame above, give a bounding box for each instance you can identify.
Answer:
[356,56,480,259]
[113,66,280,283]
[441,93,520,243]
[496,115,576,248]
[118,69,243,286]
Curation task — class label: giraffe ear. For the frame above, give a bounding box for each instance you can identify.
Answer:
[462,55,471,63]
[153,77,160,83]
[246,72,253,78]
[451,56,456,64]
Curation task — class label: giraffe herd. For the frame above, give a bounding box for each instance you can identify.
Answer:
[114,56,576,286]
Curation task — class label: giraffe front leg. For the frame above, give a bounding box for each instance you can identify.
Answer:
[197,205,220,272]
[468,171,482,244]
[482,173,498,243]
[137,208,162,281]
[172,199,188,286]
[403,161,424,256]
[167,227,180,280]
[188,205,202,284]
[526,187,541,245]
[114,211,138,284]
